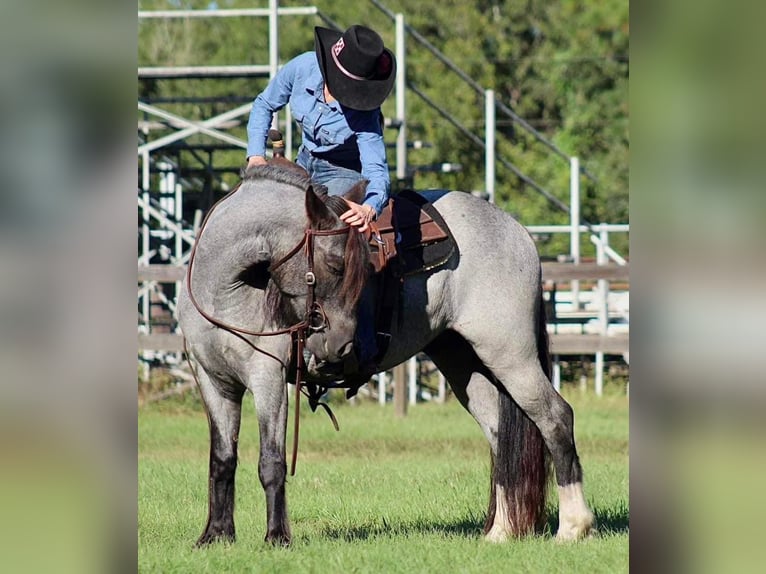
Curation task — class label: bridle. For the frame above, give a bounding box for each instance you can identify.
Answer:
[184,181,351,475]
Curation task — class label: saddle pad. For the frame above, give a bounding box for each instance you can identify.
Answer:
[369,190,456,276]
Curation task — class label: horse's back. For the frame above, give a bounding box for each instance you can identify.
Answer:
[428,190,540,281]
[421,191,542,342]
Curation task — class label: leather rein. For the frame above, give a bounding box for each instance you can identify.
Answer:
[184,181,351,476]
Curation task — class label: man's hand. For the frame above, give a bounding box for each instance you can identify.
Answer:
[340,200,376,233]
[247,155,268,169]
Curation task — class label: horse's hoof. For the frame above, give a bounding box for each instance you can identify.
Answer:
[555,515,597,542]
[195,531,235,547]
[264,532,291,547]
[484,525,510,543]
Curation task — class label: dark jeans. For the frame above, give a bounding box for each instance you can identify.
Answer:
[296,147,378,366]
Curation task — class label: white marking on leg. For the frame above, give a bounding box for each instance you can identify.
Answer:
[485,485,513,543]
[556,482,596,541]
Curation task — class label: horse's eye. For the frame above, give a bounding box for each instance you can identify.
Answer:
[325,256,344,276]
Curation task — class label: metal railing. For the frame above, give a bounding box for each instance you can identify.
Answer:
[368,0,627,270]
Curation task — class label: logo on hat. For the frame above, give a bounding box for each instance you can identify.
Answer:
[332,37,345,57]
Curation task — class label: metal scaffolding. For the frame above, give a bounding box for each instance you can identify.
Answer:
[137,4,411,365]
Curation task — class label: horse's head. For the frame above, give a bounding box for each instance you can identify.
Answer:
[268,180,371,364]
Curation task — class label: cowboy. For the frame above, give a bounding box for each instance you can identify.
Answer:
[246,24,397,381]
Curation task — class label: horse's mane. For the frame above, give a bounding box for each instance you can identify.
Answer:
[242,164,309,186]
[245,165,369,320]
[242,164,328,194]
[319,189,372,309]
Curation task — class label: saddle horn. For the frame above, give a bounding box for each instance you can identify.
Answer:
[268,129,285,158]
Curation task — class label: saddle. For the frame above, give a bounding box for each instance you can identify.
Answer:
[367,190,455,276]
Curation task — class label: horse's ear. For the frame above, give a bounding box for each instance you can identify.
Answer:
[305,185,337,230]
[342,180,368,205]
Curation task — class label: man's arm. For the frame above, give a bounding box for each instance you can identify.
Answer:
[355,129,391,217]
[246,58,299,162]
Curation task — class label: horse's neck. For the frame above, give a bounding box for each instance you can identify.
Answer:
[194,184,305,317]
[210,184,303,262]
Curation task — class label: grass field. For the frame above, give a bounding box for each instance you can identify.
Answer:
[138,386,628,573]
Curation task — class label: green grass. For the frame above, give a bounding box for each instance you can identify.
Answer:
[139,387,628,573]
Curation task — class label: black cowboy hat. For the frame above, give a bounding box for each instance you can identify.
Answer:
[314,25,396,111]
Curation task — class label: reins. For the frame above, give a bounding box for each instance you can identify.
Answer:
[184,179,350,476]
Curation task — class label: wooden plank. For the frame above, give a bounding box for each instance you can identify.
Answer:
[542,262,629,282]
[549,333,628,354]
[138,333,185,351]
[138,265,186,282]
[393,362,408,417]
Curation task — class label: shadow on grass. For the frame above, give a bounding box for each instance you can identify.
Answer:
[320,516,483,542]
[320,503,629,542]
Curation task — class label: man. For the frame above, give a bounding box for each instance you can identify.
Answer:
[246,24,397,379]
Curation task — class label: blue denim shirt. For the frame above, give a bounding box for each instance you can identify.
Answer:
[247,52,390,215]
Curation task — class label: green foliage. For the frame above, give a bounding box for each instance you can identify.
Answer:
[139,0,628,257]
[139,389,628,572]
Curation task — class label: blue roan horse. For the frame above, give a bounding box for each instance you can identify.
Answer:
[177,165,595,546]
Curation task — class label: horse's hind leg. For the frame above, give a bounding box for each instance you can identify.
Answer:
[507,363,594,541]
[470,339,596,541]
[194,367,245,546]
[425,331,548,541]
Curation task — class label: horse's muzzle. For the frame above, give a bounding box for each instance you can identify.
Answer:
[306,334,354,365]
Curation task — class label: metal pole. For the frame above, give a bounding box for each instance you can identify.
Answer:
[269,0,279,131]
[174,170,183,351]
[570,156,580,309]
[407,356,417,405]
[141,150,151,335]
[595,226,610,397]
[485,89,495,203]
[553,355,561,393]
[174,176,183,260]
[378,373,386,405]
[394,363,407,417]
[139,7,318,19]
[437,371,446,403]
[395,13,407,182]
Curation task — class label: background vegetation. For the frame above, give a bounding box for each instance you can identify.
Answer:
[138,0,628,257]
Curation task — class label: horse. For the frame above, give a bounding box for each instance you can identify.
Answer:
[176,164,595,546]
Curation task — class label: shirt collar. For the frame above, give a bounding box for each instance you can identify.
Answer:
[305,65,325,97]
[307,80,339,110]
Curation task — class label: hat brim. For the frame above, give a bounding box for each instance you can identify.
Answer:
[314,26,396,111]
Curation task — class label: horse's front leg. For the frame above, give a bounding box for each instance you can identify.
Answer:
[194,366,245,546]
[250,362,291,546]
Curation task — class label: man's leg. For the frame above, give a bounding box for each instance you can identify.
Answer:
[355,281,378,367]
[308,157,366,197]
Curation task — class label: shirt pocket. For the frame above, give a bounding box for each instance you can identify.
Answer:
[322,123,357,146]
[317,127,344,146]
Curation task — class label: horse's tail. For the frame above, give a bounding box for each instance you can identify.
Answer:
[483,292,552,536]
